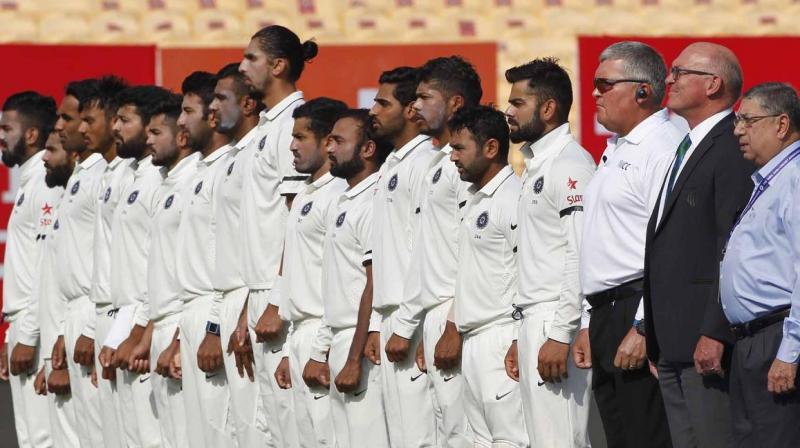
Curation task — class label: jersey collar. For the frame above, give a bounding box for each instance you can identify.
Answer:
[305,171,336,194]
[390,134,431,162]
[261,91,305,124]
[167,151,201,178]
[19,150,44,186]
[345,171,380,199]
[610,107,671,147]
[201,143,234,166]
[521,122,571,162]
[471,165,515,198]
[75,152,104,174]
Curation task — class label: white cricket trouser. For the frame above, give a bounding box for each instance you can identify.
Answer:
[179,294,233,448]
[288,318,336,447]
[518,302,592,448]
[5,312,52,448]
[248,288,299,448]
[462,322,529,448]
[64,297,103,448]
[94,304,124,448]
[219,287,270,447]
[378,308,436,448]
[422,300,472,448]
[150,312,189,448]
[43,357,80,448]
[328,326,389,448]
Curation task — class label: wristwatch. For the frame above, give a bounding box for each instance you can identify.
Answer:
[633,319,646,337]
[206,321,221,336]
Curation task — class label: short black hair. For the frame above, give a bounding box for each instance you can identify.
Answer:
[114,85,175,125]
[181,71,217,118]
[335,108,393,165]
[215,62,264,111]
[418,56,483,107]
[79,75,128,114]
[505,58,573,124]
[292,97,349,140]
[378,66,419,107]
[149,92,183,123]
[2,91,58,148]
[448,105,510,160]
[252,25,318,83]
[64,78,100,107]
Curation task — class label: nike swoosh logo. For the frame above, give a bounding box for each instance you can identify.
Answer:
[139,375,150,383]
[537,381,546,387]
[495,391,512,400]
[410,373,424,382]
[443,376,456,382]
[353,389,367,397]
[313,394,329,400]
[205,373,218,380]
[510,224,518,230]
[270,349,282,354]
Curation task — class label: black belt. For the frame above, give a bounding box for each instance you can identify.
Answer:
[586,278,644,309]
[730,307,790,340]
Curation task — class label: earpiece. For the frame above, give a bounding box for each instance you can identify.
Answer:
[636,86,648,100]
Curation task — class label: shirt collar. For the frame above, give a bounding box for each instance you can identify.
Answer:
[234,124,260,150]
[305,171,336,194]
[134,155,153,174]
[262,91,305,123]
[390,134,431,162]
[470,165,515,197]
[521,122,571,161]
[753,138,800,184]
[688,108,733,150]
[19,150,44,185]
[345,172,380,198]
[75,152,104,174]
[168,152,201,178]
[611,108,671,147]
[439,143,453,155]
[201,143,234,166]
[106,156,126,172]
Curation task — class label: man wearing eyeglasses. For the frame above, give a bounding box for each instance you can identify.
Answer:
[643,42,754,448]
[574,41,682,447]
[722,82,800,447]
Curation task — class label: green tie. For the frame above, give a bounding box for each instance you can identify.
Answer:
[666,134,691,199]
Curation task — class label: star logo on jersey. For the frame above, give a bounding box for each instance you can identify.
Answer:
[476,211,489,229]
[388,173,399,191]
[16,193,24,206]
[336,211,346,227]
[194,181,203,195]
[432,167,442,184]
[164,194,174,209]
[53,219,59,230]
[103,187,112,203]
[70,180,80,195]
[41,203,53,215]
[300,201,313,216]
[259,135,267,151]
[227,161,235,176]
[567,177,577,190]
[127,190,139,204]
[533,176,544,194]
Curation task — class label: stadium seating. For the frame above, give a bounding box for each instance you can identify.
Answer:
[38,12,91,43]
[90,11,141,42]
[0,11,37,42]
[141,10,193,43]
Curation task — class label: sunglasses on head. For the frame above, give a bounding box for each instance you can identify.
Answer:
[593,78,648,94]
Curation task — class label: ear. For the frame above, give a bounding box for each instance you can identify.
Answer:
[241,96,258,116]
[69,149,81,165]
[483,138,500,161]
[362,139,377,160]
[540,98,558,122]
[777,114,791,140]
[403,102,416,120]
[271,57,289,78]
[706,76,723,99]
[448,95,465,117]
[24,127,39,147]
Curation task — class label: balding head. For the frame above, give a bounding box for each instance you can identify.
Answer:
[685,42,742,103]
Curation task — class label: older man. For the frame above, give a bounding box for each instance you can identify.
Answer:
[644,42,754,448]
[722,82,800,447]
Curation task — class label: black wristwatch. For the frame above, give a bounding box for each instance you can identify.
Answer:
[633,319,646,336]
[206,321,221,336]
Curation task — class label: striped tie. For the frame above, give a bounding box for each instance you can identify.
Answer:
[666,134,691,199]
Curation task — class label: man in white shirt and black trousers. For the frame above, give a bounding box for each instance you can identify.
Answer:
[575,41,683,447]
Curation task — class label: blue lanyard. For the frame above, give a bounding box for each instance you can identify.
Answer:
[733,145,800,229]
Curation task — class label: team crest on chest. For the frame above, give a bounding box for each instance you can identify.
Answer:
[432,167,442,184]
[103,187,112,203]
[164,194,174,209]
[227,161,235,176]
[127,190,139,204]
[476,211,489,229]
[70,180,80,195]
[336,211,346,227]
[300,201,313,216]
[533,176,544,194]
[194,181,203,195]
[258,136,267,150]
[16,193,24,206]
[388,173,399,191]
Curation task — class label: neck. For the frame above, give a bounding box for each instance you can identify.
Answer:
[203,133,231,157]
[100,143,117,163]
[233,117,258,142]
[263,83,296,110]
[309,161,330,182]
[168,147,194,171]
[680,104,729,130]
[476,163,505,189]
[617,106,659,137]
[346,166,376,188]
[20,146,40,165]
[391,124,420,150]
[77,148,93,162]
[436,128,452,148]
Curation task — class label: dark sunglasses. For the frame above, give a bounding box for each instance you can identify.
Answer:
[593,78,648,94]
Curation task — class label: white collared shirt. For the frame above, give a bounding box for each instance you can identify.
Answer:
[371,134,437,311]
[55,153,107,303]
[580,108,683,299]
[279,172,348,322]
[392,144,472,338]
[148,152,201,322]
[3,151,63,318]
[109,156,166,325]
[175,143,234,318]
[455,165,522,334]
[212,125,259,293]
[517,124,596,344]
[240,91,307,291]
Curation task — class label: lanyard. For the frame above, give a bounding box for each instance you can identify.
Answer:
[732,145,800,230]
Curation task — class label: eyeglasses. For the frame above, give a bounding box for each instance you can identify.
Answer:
[593,78,648,94]
[733,113,781,128]
[669,66,716,81]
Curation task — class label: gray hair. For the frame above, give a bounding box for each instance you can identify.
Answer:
[599,41,667,104]
[712,54,743,106]
[743,82,800,131]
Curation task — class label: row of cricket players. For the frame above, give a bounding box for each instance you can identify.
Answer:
[1,25,596,448]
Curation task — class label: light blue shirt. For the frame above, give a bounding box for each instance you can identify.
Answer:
[720,140,800,364]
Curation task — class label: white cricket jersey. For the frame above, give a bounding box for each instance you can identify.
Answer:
[212,125,259,293]
[371,135,437,311]
[89,156,137,308]
[454,165,522,334]
[580,108,681,297]
[516,124,596,344]
[148,152,201,322]
[109,156,166,326]
[240,91,307,291]
[392,144,471,339]
[37,206,65,353]
[279,172,348,322]
[2,151,61,318]
[55,153,107,302]
[318,173,378,330]
[175,143,233,318]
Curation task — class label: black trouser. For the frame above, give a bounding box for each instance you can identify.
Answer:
[730,320,800,448]
[589,290,672,448]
